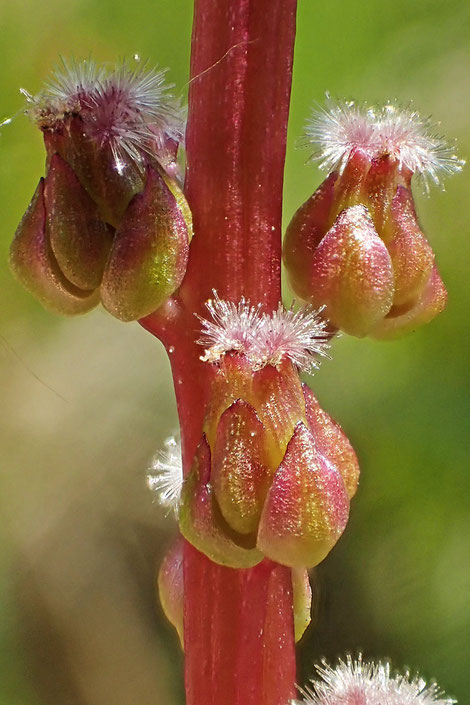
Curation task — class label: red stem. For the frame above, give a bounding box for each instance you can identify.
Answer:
[142,0,298,702]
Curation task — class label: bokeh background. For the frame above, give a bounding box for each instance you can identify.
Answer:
[0,1,469,703]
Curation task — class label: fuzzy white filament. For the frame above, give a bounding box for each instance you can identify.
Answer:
[198,292,331,372]
[305,95,464,190]
[198,291,263,363]
[147,436,183,515]
[292,655,456,705]
[26,57,185,171]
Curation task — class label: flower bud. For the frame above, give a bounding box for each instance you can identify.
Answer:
[12,59,193,322]
[157,538,184,646]
[179,296,357,569]
[257,423,349,568]
[284,98,463,338]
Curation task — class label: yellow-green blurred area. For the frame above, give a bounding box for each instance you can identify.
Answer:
[0,0,469,703]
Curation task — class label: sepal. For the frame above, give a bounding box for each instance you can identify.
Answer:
[179,437,263,569]
[257,423,349,568]
[9,180,99,315]
[302,384,359,499]
[385,185,434,306]
[101,165,192,321]
[45,153,114,290]
[370,265,447,340]
[307,205,394,337]
[157,538,184,647]
[284,172,337,301]
[212,400,272,535]
[291,567,312,642]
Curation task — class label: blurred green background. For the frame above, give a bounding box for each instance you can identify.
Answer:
[0,0,469,703]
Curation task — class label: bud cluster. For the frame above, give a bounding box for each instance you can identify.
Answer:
[10,59,192,321]
[179,295,359,573]
[284,99,463,338]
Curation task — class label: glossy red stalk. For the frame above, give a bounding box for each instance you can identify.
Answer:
[142,0,298,702]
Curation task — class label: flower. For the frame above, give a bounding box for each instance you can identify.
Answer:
[10,57,193,321]
[304,96,463,190]
[24,57,184,174]
[147,436,183,514]
[178,295,358,574]
[198,292,332,372]
[293,655,456,705]
[284,97,463,339]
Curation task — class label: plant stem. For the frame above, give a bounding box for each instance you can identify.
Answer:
[143,0,298,701]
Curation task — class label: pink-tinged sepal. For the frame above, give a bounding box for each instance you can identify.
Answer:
[9,180,99,315]
[302,383,359,499]
[250,359,308,466]
[44,119,145,229]
[287,97,463,340]
[212,399,272,535]
[332,147,371,213]
[385,185,435,306]
[284,172,337,301]
[257,423,349,569]
[101,165,192,321]
[179,437,263,569]
[370,265,447,340]
[44,153,114,290]
[203,353,254,449]
[362,154,401,233]
[291,567,312,642]
[308,205,394,337]
[157,537,184,647]
[203,353,307,468]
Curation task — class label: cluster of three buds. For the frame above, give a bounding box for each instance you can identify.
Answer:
[10,61,192,322]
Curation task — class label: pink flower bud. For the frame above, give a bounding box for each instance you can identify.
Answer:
[178,297,358,569]
[284,98,463,339]
[257,423,350,568]
[12,59,192,322]
[307,205,394,337]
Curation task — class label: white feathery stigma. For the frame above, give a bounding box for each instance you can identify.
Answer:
[24,57,185,172]
[147,436,183,515]
[198,291,263,363]
[292,654,456,705]
[304,95,464,190]
[198,291,332,373]
[304,96,377,172]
